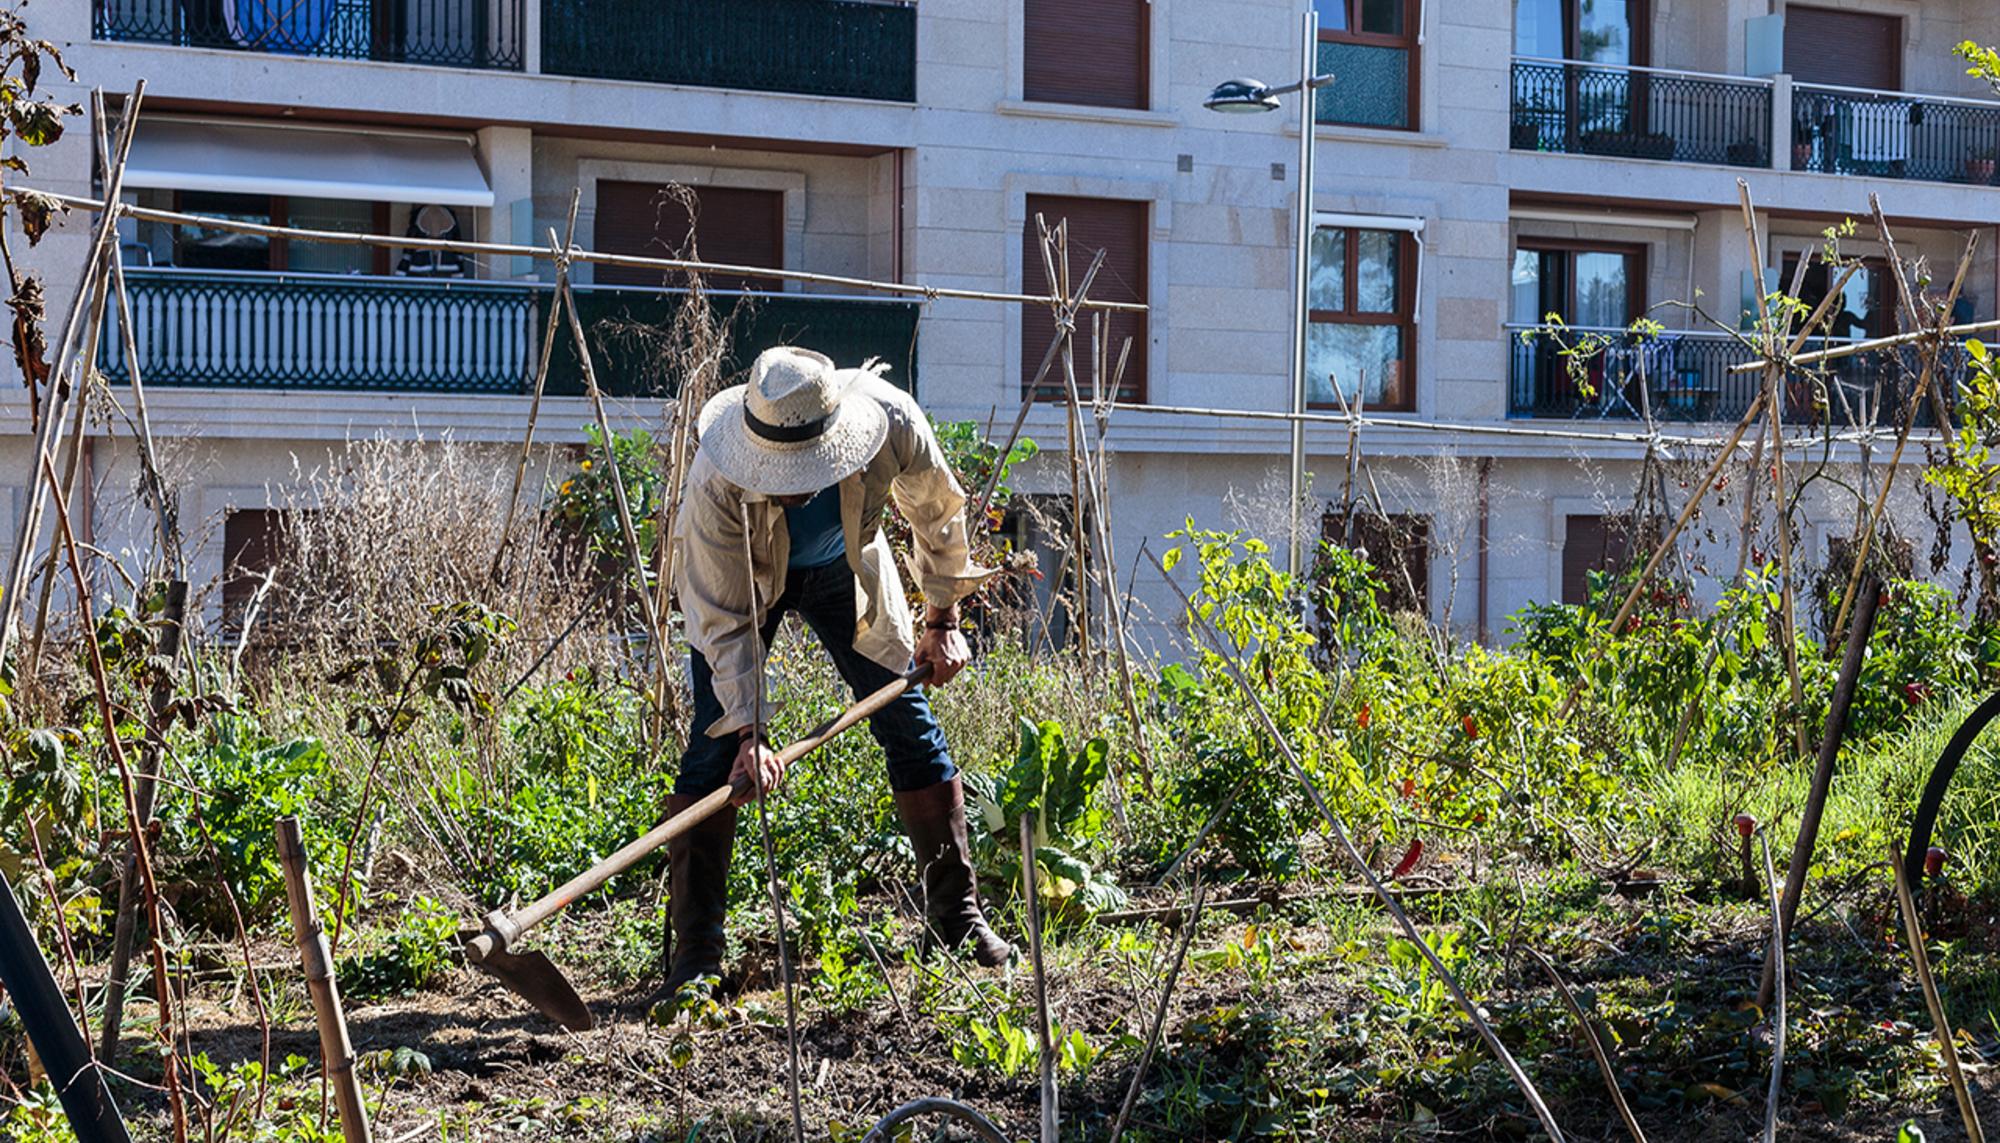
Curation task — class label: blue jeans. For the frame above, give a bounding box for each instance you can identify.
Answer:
[677,558,957,796]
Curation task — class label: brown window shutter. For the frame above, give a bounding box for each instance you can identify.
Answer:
[223,508,288,622]
[1022,195,1148,402]
[593,181,785,290]
[1785,6,1901,91]
[1024,0,1148,110]
[1561,514,1643,606]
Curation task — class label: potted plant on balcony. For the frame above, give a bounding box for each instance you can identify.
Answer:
[1967,150,1996,185]
[1580,130,1675,161]
[1511,115,1543,150]
[1725,136,1765,167]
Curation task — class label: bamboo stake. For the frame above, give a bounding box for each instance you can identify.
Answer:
[1890,844,1988,1143]
[1734,181,1807,756]
[275,818,370,1143]
[23,187,1144,314]
[90,92,185,582]
[491,189,581,586]
[552,236,676,692]
[1109,883,1207,1143]
[1758,832,1786,1143]
[1662,255,1859,770]
[0,85,143,665]
[969,250,1106,526]
[1808,230,1977,647]
[740,507,805,1143]
[1556,387,1767,720]
[109,240,185,578]
[1758,574,1879,1007]
[44,452,186,1141]
[1152,550,1568,1141]
[1100,399,1864,450]
[1724,315,2000,371]
[1526,948,1647,1143]
[1020,812,1058,1143]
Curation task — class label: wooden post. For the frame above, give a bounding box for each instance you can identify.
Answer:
[275,818,371,1143]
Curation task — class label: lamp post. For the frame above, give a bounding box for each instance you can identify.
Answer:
[1206,9,1334,578]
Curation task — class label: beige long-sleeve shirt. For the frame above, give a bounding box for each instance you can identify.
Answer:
[676,373,995,738]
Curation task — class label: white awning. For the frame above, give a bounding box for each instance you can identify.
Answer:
[1314,212,1426,233]
[123,118,494,207]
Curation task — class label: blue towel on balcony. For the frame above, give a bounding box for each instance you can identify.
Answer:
[227,0,332,54]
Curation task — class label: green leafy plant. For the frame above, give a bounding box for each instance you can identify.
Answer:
[338,895,459,1002]
[968,717,1125,918]
[546,425,664,575]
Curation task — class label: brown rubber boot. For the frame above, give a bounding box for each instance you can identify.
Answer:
[662,792,736,993]
[894,776,1013,967]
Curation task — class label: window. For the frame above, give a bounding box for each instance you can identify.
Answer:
[1022,196,1148,402]
[1512,0,1647,65]
[1307,225,1414,410]
[1783,254,1893,342]
[593,182,784,290]
[164,192,386,274]
[1316,0,1418,129]
[1511,243,1644,328]
[1024,0,1148,111]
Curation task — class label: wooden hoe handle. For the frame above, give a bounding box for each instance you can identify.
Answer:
[467,663,933,961]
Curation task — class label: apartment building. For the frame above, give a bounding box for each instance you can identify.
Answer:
[17,0,2000,638]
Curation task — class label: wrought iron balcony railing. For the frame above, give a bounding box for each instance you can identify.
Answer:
[93,0,525,70]
[99,270,922,398]
[1506,325,1960,426]
[1511,58,1774,168]
[541,0,916,102]
[1793,84,2000,185]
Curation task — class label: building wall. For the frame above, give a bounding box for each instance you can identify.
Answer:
[11,0,1999,639]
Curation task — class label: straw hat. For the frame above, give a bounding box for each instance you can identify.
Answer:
[696,347,890,496]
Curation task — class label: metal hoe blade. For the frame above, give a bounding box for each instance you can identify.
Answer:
[474,948,595,1032]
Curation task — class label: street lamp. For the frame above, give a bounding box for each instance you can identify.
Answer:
[1206,9,1334,578]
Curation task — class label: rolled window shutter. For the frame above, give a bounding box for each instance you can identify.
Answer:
[1784,7,1900,91]
[594,181,785,290]
[1022,195,1148,403]
[1024,0,1148,110]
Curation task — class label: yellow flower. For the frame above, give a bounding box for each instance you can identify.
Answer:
[580,459,593,472]
[560,480,575,495]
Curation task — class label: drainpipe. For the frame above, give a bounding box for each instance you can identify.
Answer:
[1477,456,1492,645]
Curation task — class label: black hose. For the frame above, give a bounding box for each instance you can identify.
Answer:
[860,1097,1009,1143]
[1903,690,2000,889]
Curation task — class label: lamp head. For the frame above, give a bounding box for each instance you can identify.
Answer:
[1204,78,1281,114]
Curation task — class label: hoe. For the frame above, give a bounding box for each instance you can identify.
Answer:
[464,664,932,1030]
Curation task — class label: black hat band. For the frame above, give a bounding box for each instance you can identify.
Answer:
[744,404,833,444]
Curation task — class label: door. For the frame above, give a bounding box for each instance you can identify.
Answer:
[593,181,784,290]
[1512,244,1644,414]
[1514,0,1650,147]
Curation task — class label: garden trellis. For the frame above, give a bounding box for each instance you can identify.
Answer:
[8,78,2000,1143]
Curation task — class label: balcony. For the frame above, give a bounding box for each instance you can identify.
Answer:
[1506,325,1958,426]
[93,0,525,70]
[98,270,922,398]
[1511,59,1774,168]
[541,0,917,102]
[1793,85,2000,185]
